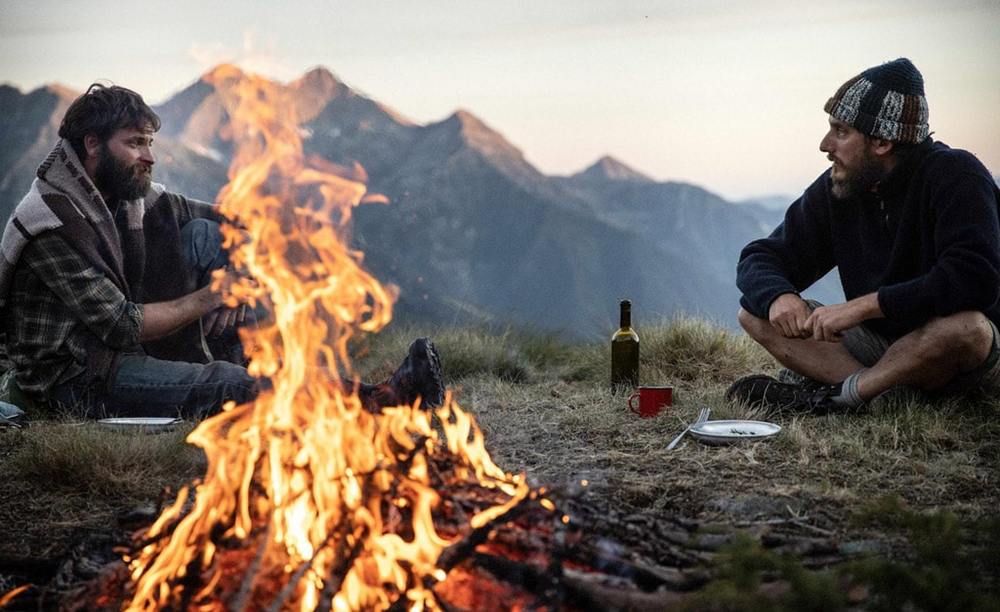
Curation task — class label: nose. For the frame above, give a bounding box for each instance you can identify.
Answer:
[140,144,155,165]
[819,129,833,154]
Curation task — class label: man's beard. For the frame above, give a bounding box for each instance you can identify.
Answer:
[830,147,884,201]
[94,145,151,201]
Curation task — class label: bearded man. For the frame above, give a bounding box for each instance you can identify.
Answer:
[726,58,1000,413]
[0,83,443,419]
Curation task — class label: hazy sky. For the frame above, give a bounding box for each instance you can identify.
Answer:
[2,0,998,200]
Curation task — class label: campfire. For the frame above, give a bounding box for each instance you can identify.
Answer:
[120,65,536,610]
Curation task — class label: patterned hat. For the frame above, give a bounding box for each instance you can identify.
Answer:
[823,58,929,144]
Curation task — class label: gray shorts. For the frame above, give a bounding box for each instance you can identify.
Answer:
[805,300,1000,395]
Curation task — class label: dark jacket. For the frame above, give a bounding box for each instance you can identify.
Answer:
[737,140,1000,340]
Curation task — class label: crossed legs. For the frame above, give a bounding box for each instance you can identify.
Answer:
[738,308,995,401]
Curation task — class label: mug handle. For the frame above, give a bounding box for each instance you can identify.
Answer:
[628,391,641,414]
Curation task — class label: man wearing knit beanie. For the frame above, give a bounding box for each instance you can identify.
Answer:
[727,58,1000,414]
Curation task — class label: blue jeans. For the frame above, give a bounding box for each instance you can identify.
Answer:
[50,356,258,419]
[50,219,259,419]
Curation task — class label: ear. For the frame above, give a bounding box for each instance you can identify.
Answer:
[83,134,102,161]
[870,138,894,157]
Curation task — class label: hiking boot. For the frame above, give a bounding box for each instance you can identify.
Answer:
[724,374,848,415]
[360,338,445,412]
[776,368,825,392]
[390,338,445,408]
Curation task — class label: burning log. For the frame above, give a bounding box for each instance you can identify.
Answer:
[436,491,532,573]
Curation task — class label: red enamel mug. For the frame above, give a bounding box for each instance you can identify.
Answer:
[628,385,673,418]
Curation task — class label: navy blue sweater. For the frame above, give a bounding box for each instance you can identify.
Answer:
[737,140,1000,340]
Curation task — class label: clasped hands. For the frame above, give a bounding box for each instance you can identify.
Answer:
[768,292,880,342]
[204,265,256,338]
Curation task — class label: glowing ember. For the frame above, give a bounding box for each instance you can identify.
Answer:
[124,65,529,611]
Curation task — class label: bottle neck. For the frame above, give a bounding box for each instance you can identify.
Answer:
[619,305,631,328]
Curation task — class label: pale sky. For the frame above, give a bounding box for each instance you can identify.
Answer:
[1,0,998,201]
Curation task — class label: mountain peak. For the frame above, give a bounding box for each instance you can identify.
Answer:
[575,155,652,183]
[450,108,485,127]
[445,109,500,142]
[293,66,344,94]
[290,66,348,122]
[422,109,546,187]
[201,63,245,83]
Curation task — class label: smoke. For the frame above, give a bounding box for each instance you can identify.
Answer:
[187,29,294,81]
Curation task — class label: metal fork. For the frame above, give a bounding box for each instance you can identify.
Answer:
[666,407,710,451]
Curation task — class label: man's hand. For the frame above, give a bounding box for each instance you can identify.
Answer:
[203,305,247,337]
[203,267,252,337]
[804,293,882,342]
[768,293,812,338]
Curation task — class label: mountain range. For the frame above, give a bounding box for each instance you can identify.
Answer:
[0,66,843,337]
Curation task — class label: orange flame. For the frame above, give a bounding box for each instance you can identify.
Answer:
[125,65,528,611]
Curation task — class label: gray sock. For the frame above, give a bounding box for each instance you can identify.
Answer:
[832,369,867,407]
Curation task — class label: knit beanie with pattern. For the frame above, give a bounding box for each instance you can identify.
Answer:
[824,58,929,144]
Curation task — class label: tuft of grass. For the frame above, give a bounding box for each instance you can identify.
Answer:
[639,316,776,383]
[570,315,776,385]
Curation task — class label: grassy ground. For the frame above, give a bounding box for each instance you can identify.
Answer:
[2,317,999,607]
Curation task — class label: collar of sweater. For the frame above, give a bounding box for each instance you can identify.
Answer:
[875,138,936,199]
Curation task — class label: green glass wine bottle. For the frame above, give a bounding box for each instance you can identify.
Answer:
[611,299,639,389]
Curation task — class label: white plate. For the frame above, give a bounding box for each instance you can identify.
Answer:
[97,417,183,432]
[688,419,781,445]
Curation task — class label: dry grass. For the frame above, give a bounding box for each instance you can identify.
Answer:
[345,316,1000,586]
[1,316,998,604]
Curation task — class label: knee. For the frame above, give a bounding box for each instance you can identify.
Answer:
[916,312,993,363]
[181,219,226,277]
[203,361,258,405]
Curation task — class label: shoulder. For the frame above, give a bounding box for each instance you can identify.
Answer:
[919,141,995,183]
[7,180,72,236]
[22,228,74,254]
[18,229,81,272]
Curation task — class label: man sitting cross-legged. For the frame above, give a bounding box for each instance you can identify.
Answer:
[726,58,1000,414]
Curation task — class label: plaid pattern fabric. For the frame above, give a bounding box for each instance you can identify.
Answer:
[6,231,144,395]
